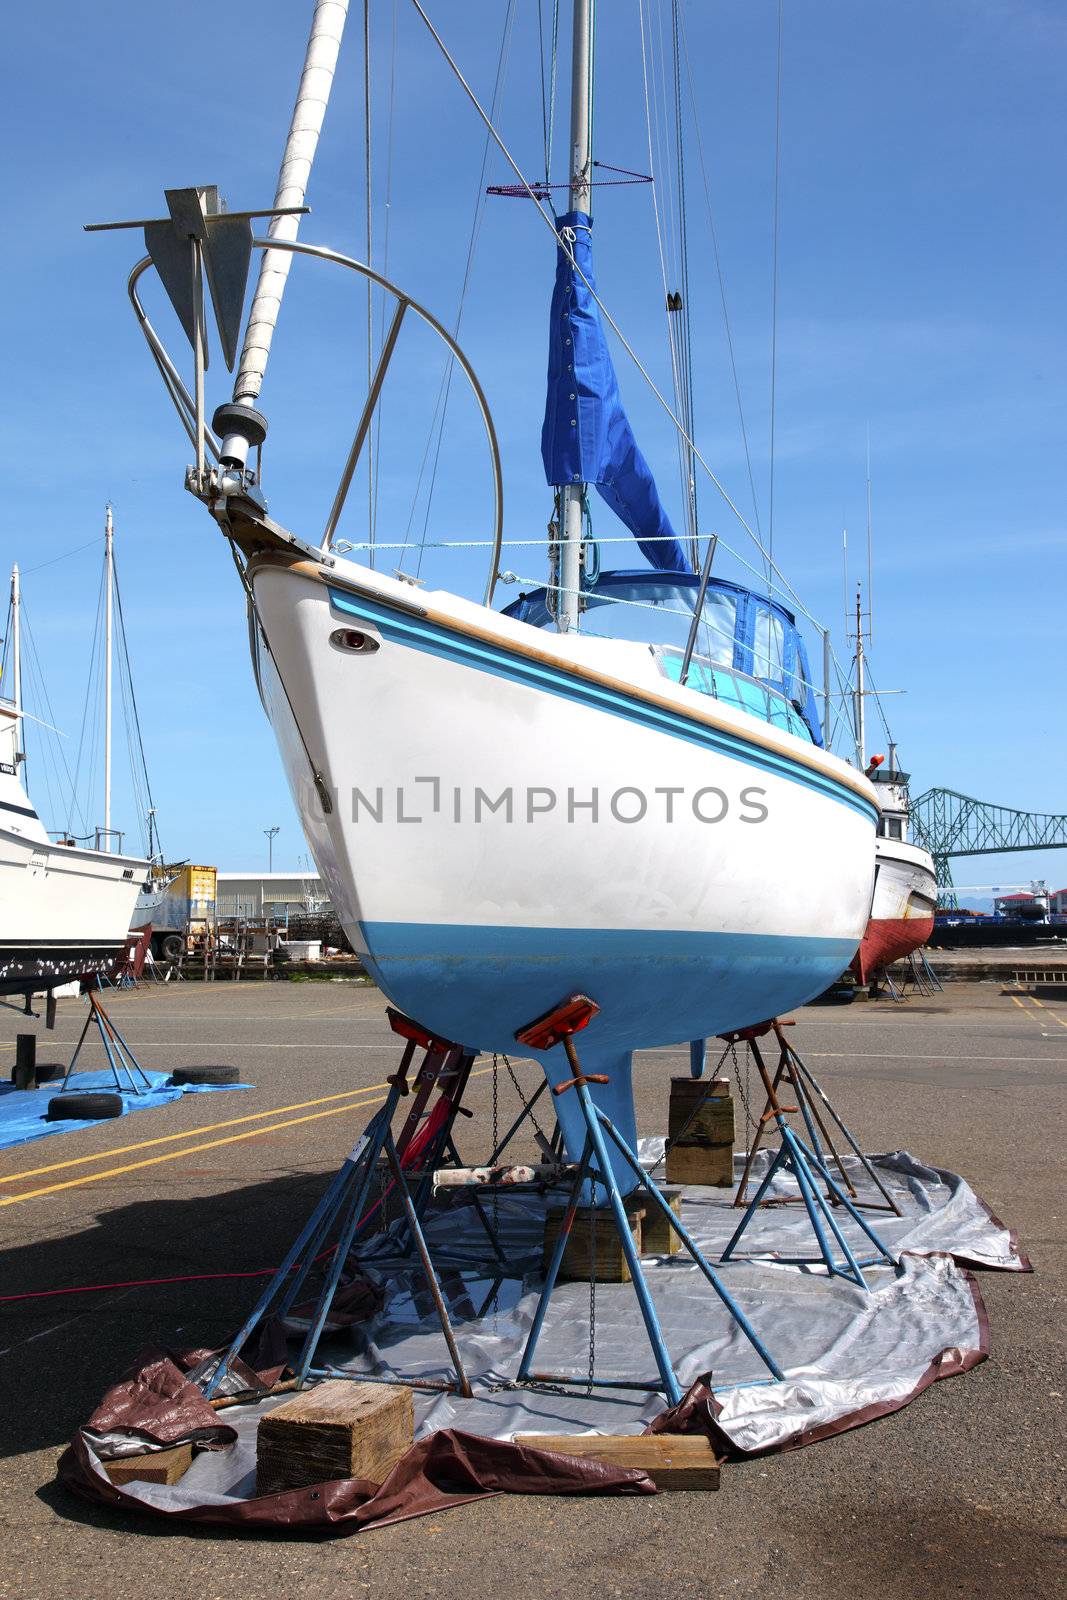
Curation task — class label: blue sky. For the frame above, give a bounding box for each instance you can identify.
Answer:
[2,0,1064,897]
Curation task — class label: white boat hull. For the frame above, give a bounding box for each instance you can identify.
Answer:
[0,707,148,996]
[0,828,147,995]
[249,560,877,1082]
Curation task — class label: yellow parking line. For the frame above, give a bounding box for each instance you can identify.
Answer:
[0,1065,495,1208]
[1025,994,1067,1029]
[0,1081,397,1184]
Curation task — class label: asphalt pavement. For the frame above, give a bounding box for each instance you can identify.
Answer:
[0,976,1063,1599]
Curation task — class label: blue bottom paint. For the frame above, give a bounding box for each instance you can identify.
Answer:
[357,922,854,1192]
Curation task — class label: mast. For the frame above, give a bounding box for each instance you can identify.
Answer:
[853,583,866,768]
[558,0,594,634]
[104,504,114,851]
[10,564,22,768]
[220,0,352,469]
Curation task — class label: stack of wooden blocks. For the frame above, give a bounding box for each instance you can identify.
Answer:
[664,1076,735,1187]
[256,1380,414,1493]
[542,1198,646,1282]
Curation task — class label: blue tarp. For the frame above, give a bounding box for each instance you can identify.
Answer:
[0,1070,251,1151]
[541,211,691,574]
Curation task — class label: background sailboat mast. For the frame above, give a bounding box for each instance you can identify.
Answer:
[558,0,594,634]
[221,0,351,466]
[853,584,866,769]
[103,504,114,852]
[10,565,22,768]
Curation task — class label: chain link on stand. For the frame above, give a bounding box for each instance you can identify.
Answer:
[501,1052,550,1147]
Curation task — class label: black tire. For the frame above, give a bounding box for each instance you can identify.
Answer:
[171,1064,241,1086]
[46,1092,123,1121]
[160,933,184,963]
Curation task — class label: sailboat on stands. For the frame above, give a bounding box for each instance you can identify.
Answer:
[0,522,149,1001]
[93,0,877,1181]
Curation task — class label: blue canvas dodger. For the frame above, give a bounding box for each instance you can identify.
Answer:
[541,211,691,575]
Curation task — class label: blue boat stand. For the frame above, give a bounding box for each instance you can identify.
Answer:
[731,1019,903,1215]
[719,1020,900,1290]
[202,1010,476,1401]
[56,984,153,1097]
[513,995,784,1405]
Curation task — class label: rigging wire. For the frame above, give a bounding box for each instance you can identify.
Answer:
[370,0,400,537]
[67,560,107,841]
[363,0,376,564]
[20,536,104,577]
[406,0,814,631]
[677,4,762,541]
[397,0,518,580]
[670,0,699,568]
[637,0,690,567]
[8,601,87,838]
[112,557,161,859]
[767,0,784,590]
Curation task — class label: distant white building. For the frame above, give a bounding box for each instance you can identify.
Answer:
[216,871,330,919]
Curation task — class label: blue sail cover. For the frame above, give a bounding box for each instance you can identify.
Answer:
[541,211,691,574]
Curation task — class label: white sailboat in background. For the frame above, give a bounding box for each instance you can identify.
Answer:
[94,0,878,1174]
[0,516,149,1001]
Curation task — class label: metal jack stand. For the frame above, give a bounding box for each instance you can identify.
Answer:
[721,1021,899,1291]
[203,1008,474,1401]
[514,995,783,1406]
[731,1019,902,1215]
[57,984,153,1096]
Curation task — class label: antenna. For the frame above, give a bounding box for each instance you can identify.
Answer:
[865,425,874,648]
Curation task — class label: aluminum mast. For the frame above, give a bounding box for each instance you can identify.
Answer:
[10,564,22,768]
[104,504,114,851]
[558,0,594,634]
[219,0,352,467]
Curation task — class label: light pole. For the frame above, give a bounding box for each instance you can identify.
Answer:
[264,826,280,872]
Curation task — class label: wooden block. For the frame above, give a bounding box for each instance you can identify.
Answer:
[665,1141,735,1187]
[517,1432,720,1491]
[668,1077,735,1149]
[256,1380,413,1494]
[641,1187,683,1254]
[543,1202,645,1283]
[104,1442,193,1486]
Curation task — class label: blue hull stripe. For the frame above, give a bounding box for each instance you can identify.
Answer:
[328,587,876,822]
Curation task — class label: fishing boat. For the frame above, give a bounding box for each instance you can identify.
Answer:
[0,559,148,999]
[845,581,937,987]
[95,0,878,1174]
[852,749,937,986]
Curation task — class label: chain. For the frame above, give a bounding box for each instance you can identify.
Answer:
[730,1041,762,1134]
[492,1052,500,1151]
[501,1052,549,1144]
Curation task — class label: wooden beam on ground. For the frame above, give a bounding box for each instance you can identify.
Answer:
[517,1432,720,1490]
[104,1443,193,1486]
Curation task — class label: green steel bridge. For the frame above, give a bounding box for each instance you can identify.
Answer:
[910,789,1067,906]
